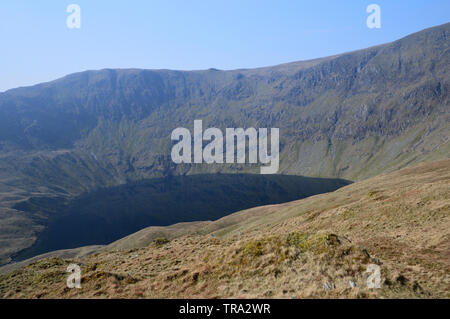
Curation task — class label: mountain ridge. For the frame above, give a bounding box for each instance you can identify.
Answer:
[1,22,444,95]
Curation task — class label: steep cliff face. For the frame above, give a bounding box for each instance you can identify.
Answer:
[1,24,448,180]
[0,23,448,264]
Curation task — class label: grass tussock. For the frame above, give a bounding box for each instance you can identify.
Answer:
[0,160,449,299]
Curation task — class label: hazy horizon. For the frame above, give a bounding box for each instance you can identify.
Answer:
[1,0,449,92]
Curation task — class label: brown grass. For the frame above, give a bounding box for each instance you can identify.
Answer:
[1,159,449,299]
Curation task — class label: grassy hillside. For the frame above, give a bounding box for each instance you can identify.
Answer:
[0,23,448,264]
[1,159,448,298]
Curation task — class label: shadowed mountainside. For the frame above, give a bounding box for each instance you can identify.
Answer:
[11,174,349,260]
[1,160,448,298]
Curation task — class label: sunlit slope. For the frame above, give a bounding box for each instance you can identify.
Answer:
[1,159,448,298]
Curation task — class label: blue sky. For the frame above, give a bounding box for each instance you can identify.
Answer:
[0,0,449,92]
